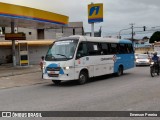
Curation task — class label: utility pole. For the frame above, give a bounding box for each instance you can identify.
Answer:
[11,21,16,67]
[130,23,135,44]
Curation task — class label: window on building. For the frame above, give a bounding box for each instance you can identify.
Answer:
[29,32,32,35]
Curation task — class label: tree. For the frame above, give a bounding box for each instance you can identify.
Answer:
[149,31,160,43]
[143,36,149,40]
[142,36,149,42]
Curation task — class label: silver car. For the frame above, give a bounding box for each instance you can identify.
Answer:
[135,54,150,66]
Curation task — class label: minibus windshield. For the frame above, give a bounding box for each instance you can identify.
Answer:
[45,39,78,61]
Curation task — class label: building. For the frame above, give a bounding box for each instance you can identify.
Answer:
[0,2,69,66]
[0,22,84,65]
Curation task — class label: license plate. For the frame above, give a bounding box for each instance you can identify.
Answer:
[49,71,55,74]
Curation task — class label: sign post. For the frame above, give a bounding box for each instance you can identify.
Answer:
[5,33,26,40]
[91,22,94,37]
[11,22,16,67]
[88,3,103,37]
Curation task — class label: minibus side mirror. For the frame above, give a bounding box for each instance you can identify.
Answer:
[76,53,82,59]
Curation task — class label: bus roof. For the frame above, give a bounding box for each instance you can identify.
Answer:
[67,35,132,44]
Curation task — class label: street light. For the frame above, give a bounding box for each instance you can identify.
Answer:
[118,27,131,39]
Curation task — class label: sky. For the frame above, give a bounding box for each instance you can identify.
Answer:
[0,0,160,39]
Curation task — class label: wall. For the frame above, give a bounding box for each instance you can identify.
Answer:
[0,22,84,65]
[4,27,37,40]
[28,46,49,64]
[0,45,49,65]
[44,27,83,39]
[135,47,154,53]
[0,46,12,63]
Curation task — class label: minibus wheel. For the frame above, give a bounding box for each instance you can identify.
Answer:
[52,80,61,85]
[78,71,88,85]
[116,66,123,76]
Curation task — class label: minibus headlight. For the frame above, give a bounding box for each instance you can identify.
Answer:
[64,66,70,70]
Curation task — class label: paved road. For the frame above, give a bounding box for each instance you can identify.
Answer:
[0,66,160,120]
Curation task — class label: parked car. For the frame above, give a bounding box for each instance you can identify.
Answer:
[135,54,150,66]
[135,53,141,59]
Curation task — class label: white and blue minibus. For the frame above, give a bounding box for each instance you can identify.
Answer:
[43,35,135,85]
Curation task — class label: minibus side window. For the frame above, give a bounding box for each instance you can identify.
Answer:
[110,43,118,54]
[100,43,109,55]
[118,44,127,54]
[126,44,134,53]
[76,42,88,59]
[87,42,101,55]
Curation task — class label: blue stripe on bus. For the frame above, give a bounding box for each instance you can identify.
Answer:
[114,54,135,73]
[119,39,132,44]
[45,63,64,75]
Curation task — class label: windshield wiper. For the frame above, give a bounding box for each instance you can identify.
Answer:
[46,54,56,60]
[56,54,68,59]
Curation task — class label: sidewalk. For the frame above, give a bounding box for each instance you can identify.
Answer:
[0,64,41,77]
[0,64,47,89]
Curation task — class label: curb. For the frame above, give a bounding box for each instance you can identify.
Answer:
[0,81,49,90]
[0,70,41,78]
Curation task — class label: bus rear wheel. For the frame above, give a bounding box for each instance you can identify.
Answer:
[52,80,61,85]
[77,71,88,85]
[116,66,123,76]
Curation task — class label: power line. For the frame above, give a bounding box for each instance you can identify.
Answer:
[103,28,160,36]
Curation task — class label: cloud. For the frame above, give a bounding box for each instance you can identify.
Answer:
[0,0,160,38]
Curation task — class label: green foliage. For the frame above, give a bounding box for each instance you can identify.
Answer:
[142,36,149,40]
[149,31,160,43]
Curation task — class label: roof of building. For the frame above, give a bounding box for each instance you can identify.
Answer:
[0,2,69,29]
[0,40,54,46]
[154,42,160,45]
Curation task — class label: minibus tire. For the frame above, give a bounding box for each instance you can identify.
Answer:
[116,66,123,76]
[52,80,61,85]
[78,71,88,85]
